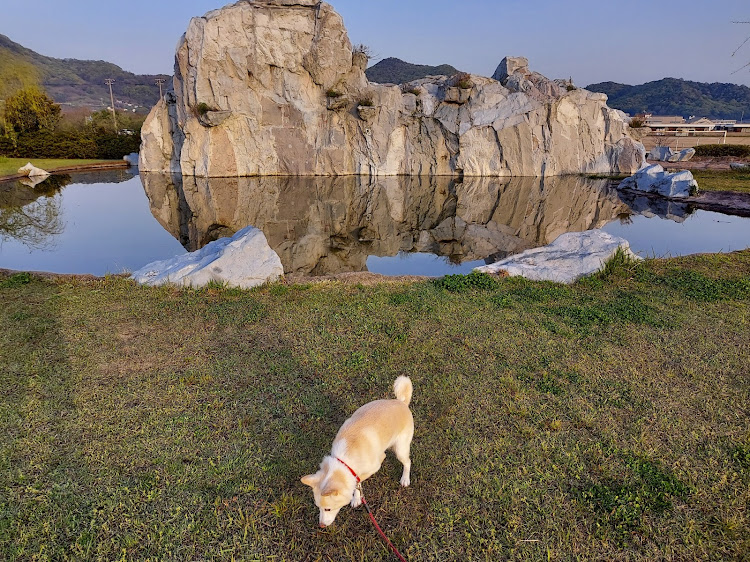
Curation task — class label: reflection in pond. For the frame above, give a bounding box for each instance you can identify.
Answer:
[616,189,695,224]
[141,174,632,276]
[0,175,71,250]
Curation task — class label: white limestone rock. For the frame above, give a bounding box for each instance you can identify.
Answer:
[730,162,750,171]
[131,226,284,289]
[139,1,645,178]
[18,163,50,179]
[618,164,698,199]
[667,148,695,163]
[475,230,640,284]
[648,146,673,162]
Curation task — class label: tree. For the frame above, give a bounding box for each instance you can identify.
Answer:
[4,86,61,135]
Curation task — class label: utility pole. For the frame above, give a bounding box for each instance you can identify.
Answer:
[105,78,117,131]
[155,78,166,99]
[0,99,6,137]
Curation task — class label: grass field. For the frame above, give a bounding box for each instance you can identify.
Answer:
[692,169,750,194]
[0,157,119,178]
[640,133,750,152]
[1,253,749,561]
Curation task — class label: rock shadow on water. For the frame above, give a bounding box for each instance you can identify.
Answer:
[140,173,637,277]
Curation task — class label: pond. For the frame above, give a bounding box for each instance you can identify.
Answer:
[1,171,749,277]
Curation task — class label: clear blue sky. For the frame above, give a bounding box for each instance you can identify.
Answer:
[1,0,748,87]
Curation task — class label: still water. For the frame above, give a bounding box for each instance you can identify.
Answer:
[1,171,749,277]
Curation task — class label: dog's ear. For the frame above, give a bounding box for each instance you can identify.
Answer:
[301,473,320,488]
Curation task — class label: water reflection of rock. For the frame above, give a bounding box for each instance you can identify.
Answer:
[141,174,631,276]
[616,189,694,223]
[0,175,70,250]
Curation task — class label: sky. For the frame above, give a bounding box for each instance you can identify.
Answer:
[1,0,749,88]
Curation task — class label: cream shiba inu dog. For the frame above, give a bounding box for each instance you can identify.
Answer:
[301,376,414,527]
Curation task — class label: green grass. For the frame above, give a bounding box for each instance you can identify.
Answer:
[0,157,118,177]
[1,251,749,560]
[692,169,750,194]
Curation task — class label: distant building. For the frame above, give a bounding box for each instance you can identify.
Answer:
[645,114,715,132]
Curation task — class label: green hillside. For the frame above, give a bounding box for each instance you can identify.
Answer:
[586,78,750,120]
[0,34,168,113]
[366,57,460,84]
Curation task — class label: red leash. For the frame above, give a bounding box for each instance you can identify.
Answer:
[336,457,408,562]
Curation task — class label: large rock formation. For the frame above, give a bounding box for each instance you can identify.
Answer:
[140,1,645,178]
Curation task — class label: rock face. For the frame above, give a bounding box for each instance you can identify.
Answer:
[475,230,640,284]
[140,1,645,178]
[619,164,698,199]
[130,226,284,288]
[141,173,631,276]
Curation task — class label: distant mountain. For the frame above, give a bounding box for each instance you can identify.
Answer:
[366,57,460,84]
[586,78,750,120]
[0,34,168,113]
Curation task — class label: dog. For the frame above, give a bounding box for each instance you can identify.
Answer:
[301,376,414,528]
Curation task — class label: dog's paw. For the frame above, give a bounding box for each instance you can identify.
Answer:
[400,475,410,487]
[350,495,362,508]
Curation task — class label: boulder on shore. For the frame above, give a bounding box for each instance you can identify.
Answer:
[130,226,284,289]
[139,1,644,178]
[618,164,698,199]
[474,230,640,284]
[18,163,50,179]
[648,146,673,162]
[667,148,695,163]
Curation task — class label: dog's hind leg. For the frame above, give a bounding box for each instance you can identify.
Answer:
[392,430,413,487]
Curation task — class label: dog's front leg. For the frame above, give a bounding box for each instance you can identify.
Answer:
[351,486,362,508]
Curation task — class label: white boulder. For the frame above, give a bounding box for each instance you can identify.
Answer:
[18,163,50,179]
[730,162,750,171]
[475,230,640,284]
[131,226,284,289]
[618,164,698,198]
[667,148,695,162]
[648,146,673,162]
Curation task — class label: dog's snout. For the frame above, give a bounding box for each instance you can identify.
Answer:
[319,522,327,528]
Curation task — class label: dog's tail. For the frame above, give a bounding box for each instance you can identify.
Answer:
[393,376,413,406]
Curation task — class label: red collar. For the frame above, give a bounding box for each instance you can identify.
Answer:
[334,456,360,483]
